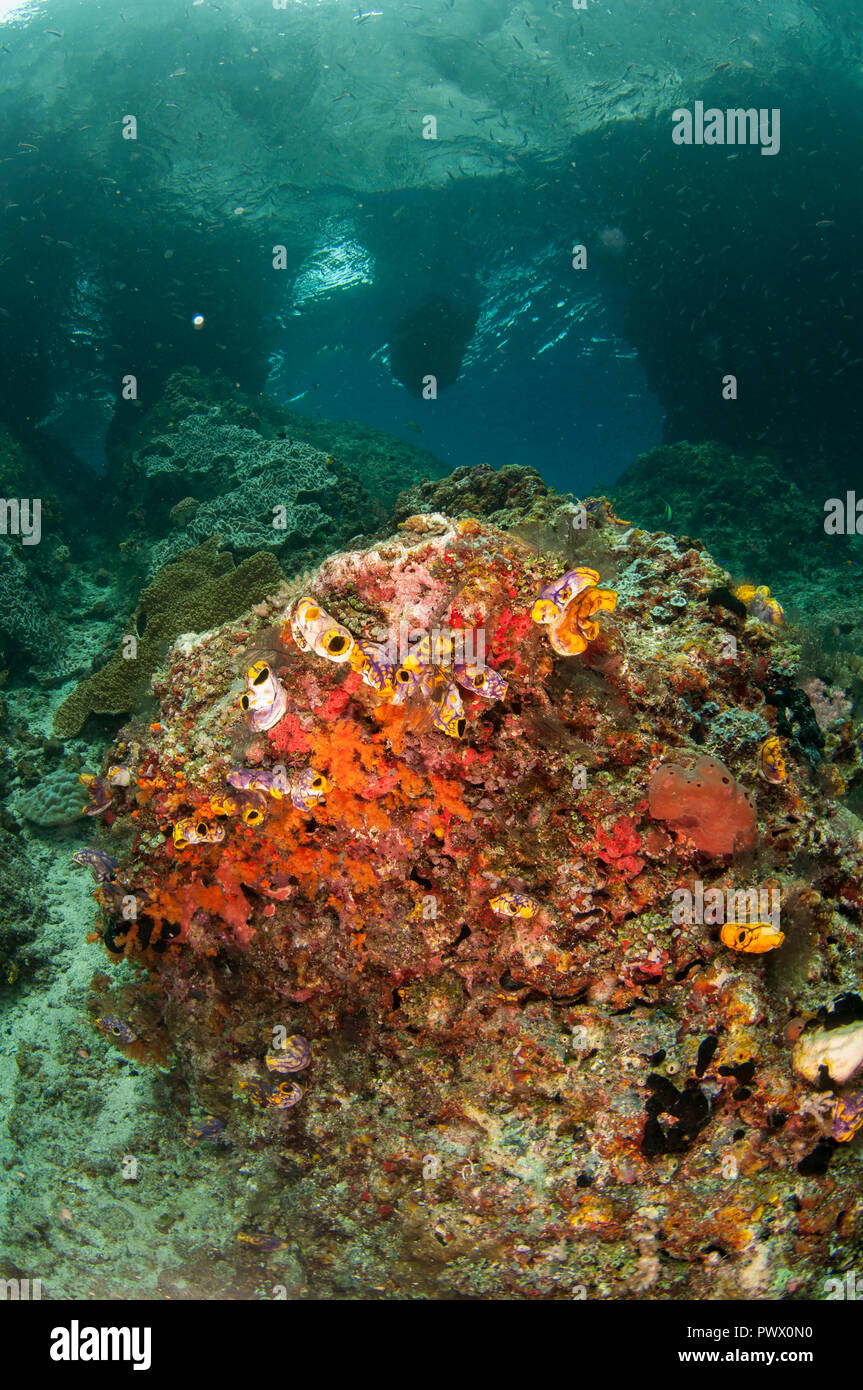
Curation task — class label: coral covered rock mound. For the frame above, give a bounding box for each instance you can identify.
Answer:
[77,505,863,1299]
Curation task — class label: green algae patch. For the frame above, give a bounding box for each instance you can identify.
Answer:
[53,540,284,737]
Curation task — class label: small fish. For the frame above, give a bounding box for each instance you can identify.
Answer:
[659,497,673,522]
[236,1231,287,1251]
[353,8,383,20]
[756,736,786,785]
[453,662,508,701]
[173,818,226,850]
[185,1115,227,1146]
[719,921,785,954]
[489,892,539,919]
[94,1014,137,1045]
[72,846,119,882]
[265,1034,311,1074]
[531,567,599,626]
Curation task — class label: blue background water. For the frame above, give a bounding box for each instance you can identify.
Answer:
[0,0,861,496]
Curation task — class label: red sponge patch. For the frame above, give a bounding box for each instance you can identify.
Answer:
[648,756,756,856]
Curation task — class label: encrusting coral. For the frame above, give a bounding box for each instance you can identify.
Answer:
[15,767,88,826]
[70,504,863,1299]
[116,369,447,561]
[138,409,337,570]
[0,823,42,987]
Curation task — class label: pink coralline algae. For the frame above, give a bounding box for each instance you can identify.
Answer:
[648,755,757,855]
